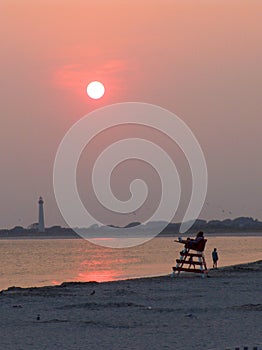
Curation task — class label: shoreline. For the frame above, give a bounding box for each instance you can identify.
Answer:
[1,259,261,293]
[1,260,261,350]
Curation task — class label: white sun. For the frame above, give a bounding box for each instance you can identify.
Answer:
[86,81,105,99]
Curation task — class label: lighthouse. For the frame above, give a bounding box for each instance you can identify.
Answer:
[38,196,45,233]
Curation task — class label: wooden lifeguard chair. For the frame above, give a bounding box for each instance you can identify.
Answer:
[172,238,208,276]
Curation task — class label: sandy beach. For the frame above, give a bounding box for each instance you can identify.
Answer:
[1,261,261,350]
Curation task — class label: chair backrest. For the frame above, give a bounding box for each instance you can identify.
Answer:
[196,238,207,252]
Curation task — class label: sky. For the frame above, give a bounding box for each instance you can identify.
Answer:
[0,0,262,229]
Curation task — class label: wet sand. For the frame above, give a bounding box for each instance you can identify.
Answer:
[1,261,262,350]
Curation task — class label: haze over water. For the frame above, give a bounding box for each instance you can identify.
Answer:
[1,1,262,229]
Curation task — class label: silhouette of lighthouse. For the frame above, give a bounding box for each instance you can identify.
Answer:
[38,196,45,233]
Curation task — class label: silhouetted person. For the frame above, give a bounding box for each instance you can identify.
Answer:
[177,231,206,252]
[186,231,205,250]
[212,248,218,268]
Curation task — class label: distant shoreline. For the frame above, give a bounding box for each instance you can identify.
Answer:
[0,231,262,240]
[2,216,262,240]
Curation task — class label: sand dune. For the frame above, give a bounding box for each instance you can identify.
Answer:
[1,261,262,350]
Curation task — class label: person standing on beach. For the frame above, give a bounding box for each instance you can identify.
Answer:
[212,248,218,268]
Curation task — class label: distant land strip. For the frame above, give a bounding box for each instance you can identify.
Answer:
[1,217,262,239]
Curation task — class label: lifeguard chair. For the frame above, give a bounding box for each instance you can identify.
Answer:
[172,238,208,276]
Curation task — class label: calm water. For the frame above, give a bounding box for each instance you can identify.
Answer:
[0,236,261,291]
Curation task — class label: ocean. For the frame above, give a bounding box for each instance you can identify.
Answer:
[0,235,261,291]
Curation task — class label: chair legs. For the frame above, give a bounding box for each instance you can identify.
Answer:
[173,248,208,276]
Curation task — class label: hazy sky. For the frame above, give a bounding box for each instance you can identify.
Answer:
[0,0,262,228]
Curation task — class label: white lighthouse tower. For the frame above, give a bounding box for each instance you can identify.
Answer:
[38,196,45,233]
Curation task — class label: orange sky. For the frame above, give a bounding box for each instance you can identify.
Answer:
[0,0,262,228]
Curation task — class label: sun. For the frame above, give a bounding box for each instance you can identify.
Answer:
[86,81,105,99]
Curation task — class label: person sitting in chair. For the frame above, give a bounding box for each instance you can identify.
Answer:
[178,231,205,251]
[186,231,205,250]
